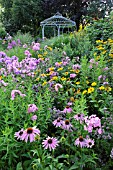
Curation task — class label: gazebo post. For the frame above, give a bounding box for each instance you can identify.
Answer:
[54,27,56,37]
[58,26,60,37]
[42,25,45,40]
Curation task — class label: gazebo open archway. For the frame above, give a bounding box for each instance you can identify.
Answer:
[40,12,76,39]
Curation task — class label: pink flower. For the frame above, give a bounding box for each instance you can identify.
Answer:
[70,73,76,78]
[63,106,73,113]
[75,136,86,148]
[28,104,38,113]
[42,136,59,151]
[62,119,73,130]
[0,80,8,86]
[32,43,40,51]
[53,118,63,127]
[86,138,94,148]
[14,129,24,140]
[54,83,63,92]
[21,126,40,142]
[31,115,37,121]
[24,50,32,57]
[74,113,84,123]
[11,90,26,100]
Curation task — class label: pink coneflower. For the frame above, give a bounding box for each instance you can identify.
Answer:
[42,136,59,151]
[62,119,73,130]
[63,106,73,113]
[28,104,38,113]
[21,126,40,142]
[11,90,26,100]
[53,117,63,127]
[75,136,86,148]
[74,113,84,123]
[31,115,37,121]
[54,83,63,92]
[14,129,24,140]
[86,138,94,148]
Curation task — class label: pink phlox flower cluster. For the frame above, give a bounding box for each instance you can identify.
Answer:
[42,136,59,151]
[84,115,102,134]
[15,126,40,142]
[31,115,37,121]
[28,104,38,113]
[62,57,70,66]
[89,58,98,69]
[24,50,32,57]
[70,73,76,78]
[11,90,26,100]
[32,42,40,51]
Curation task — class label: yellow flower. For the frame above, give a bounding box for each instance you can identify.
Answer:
[40,74,46,77]
[82,90,87,95]
[88,87,94,93]
[64,72,69,75]
[57,67,63,71]
[97,46,104,50]
[47,46,52,51]
[76,89,81,94]
[102,50,107,54]
[86,80,89,84]
[105,86,112,92]
[49,67,55,71]
[70,97,75,102]
[109,53,113,58]
[96,40,103,43]
[39,57,44,61]
[42,81,47,86]
[51,76,58,81]
[96,56,100,60]
[38,54,43,58]
[43,51,48,56]
[36,77,40,81]
[75,69,80,74]
[0,76,2,80]
[76,81,80,85]
[99,86,105,90]
[61,77,66,81]
[91,82,97,86]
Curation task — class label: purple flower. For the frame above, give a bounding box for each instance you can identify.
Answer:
[42,136,59,151]
[62,119,73,130]
[86,138,94,148]
[32,43,40,51]
[11,90,26,100]
[28,104,38,113]
[72,64,81,70]
[14,129,24,140]
[31,115,37,121]
[53,117,63,127]
[54,83,63,92]
[63,106,73,113]
[75,136,86,148]
[70,73,76,78]
[74,113,84,123]
[21,126,40,142]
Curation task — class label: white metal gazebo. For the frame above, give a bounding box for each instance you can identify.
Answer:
[40,12,76,39]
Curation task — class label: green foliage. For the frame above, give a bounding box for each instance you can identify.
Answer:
[0,25,7,38]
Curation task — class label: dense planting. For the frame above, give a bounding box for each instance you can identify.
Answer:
[0,18,113,170]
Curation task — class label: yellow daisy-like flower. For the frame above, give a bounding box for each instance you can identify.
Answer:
[96,56,100,60]
[88,87,94,93]
[51,76,58,81]
[82,90,87,95]
[76,81,80,85]
[109,53,113,58]
[38,54,43,58]
[86,80,89,84]
[39,57,44,61]
[61,77,66,81]
[57,67,63,71]
[97,46,104,50]
[76,89,81,94]
[99,86,105,90]
[64,72,69,75]
[42,81,47,86]
[105,86,112,92]
[0,76,2,80]
[75,69,80,74]
[43,51,48,56]
[102,50,107,55]
[49,67,55,71]
[91,82,97,86]
[47,46,52,51]
[40,73,46,77]
[36,77,40,81]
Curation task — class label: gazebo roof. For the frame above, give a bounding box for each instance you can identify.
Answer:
[40,12,76,27]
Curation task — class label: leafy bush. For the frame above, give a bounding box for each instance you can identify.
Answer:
[0,26,7,39]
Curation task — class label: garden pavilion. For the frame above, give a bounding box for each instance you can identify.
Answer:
[40,12,76,39]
